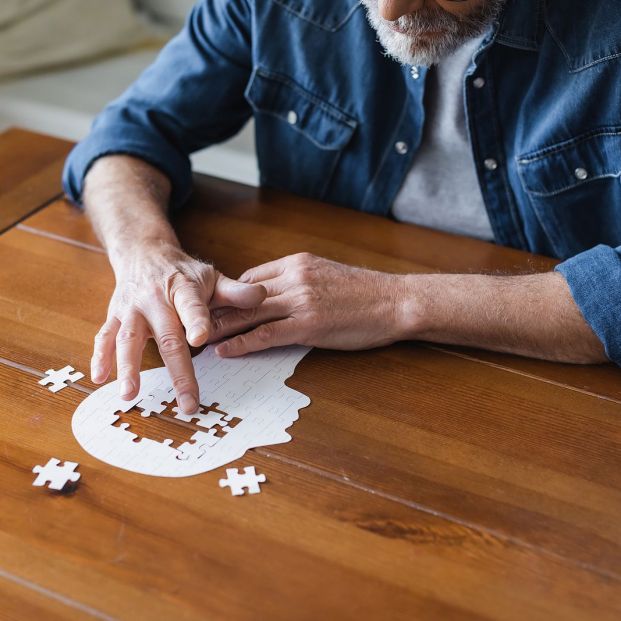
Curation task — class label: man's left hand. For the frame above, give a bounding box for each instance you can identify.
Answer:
[210,253,411,357]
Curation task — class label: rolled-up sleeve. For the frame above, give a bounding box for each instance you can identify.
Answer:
[555,244,621,364]
[62,0,253,209]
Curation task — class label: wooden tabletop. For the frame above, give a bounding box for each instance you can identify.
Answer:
[1,128,621,621]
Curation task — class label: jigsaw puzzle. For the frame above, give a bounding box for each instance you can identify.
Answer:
[219,467,266,496]
[32,458,81,490]
[72,345,311,477]
[39,366,84,393]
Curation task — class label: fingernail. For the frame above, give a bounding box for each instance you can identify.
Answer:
[179,393,198,413]
[120,379,134,397]
[92,366,103,381]
[188,325,206,343]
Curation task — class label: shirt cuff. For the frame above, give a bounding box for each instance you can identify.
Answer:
[62,129,193,210]
[555,244,621,364]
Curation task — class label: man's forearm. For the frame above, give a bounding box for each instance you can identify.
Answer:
[401,271,608,364]
[82,155,179,269]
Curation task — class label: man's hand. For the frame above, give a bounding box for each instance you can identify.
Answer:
[210,253,412,357]
[210,252,607,365]
[92,243,266,413]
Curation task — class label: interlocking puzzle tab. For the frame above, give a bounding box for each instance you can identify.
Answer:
[39,366,84,393]
[32,458,81,491]
[136,388,174,418]
[219,466,266,496]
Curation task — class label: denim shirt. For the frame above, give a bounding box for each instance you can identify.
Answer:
[63,0,621,364]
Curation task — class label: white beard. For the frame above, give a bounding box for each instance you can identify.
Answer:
[360,0,506,67]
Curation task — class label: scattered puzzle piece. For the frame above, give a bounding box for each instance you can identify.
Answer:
[219,466,266,496]
[32,458,81,491]
[38,366,84,393]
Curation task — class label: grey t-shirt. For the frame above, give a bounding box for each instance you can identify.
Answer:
[391,35,494,241]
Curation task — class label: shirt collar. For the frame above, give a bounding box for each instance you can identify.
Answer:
[495,0,544,51]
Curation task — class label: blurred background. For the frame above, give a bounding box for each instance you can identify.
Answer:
[0,0,258,185]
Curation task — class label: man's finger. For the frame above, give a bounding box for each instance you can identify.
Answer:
[172,280,211,347]
[238,258,286,284]
[215,318,298,357]
[147,308,199,414]
[211,273,267,309]
[115,313,148,400]
[209,296,288,342]
[92,316,120,384]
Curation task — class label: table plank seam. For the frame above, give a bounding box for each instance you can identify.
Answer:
[0,192,64,236]
[0,566,116,621]
[16,223,106,254]
[3,355,621,586]
[253,448,621,584]
[425,345,621,406]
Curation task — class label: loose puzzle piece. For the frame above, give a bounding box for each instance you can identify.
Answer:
[32,458,81,491]
[219,466,266,496]
[136,389,174,418]
[38,366,84,393]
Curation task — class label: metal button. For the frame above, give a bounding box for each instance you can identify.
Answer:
[287,110,298,125]
[410,66,420,80]
[484,158,498,171]
[473,76,486,89]
[395,141,409,155]
[574,167,589,180]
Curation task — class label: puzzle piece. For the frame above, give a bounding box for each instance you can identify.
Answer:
[136,389,174,417]
[172,406,226,429]
[191,429,220,448]
[219,466,266,496]
[176,441,207,461]
[111,420,139,442]
[38,366,84,393]
[32,458,81,491]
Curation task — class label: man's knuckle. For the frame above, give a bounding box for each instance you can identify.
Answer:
[255,323,275,343]
[158,332,186,355]
[117,363,135,377]
[116,328,139,344]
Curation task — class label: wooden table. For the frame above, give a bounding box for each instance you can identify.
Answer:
[1,128,620,621]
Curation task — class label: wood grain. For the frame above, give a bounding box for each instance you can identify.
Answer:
[2,364,621,621]
[4,130,621,619]
[2,226,621,580]
[0,128,72,233]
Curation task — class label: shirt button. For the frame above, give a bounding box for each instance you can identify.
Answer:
[395,141,409,155]
[287,110,298,125]
[574,167,589,180]
[484,158,498,171]
[410,66,420,80]
[473,76,486,89]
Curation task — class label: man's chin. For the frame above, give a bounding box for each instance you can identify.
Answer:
[376,29,460,67]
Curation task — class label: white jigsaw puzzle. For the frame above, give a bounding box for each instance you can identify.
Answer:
[72,345,311,477]
[219,467,266,496]
[32,458,81,490]
[39,366,84,393]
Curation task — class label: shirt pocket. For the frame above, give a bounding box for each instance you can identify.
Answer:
[244,68,357,199]
[517,128,621,259]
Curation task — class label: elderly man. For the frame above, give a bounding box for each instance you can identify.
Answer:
[64,0,620,413]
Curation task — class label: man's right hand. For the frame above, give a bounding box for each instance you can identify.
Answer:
[91,242,266,413]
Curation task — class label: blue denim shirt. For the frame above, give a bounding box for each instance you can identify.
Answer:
[63,0,621,364]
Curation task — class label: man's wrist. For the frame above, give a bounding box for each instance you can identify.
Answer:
[394,273,434,341]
